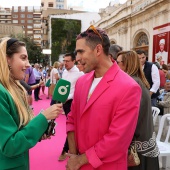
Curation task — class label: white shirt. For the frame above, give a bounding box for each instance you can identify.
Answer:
[50,68,59,84]
[62,65,84,100]
[142,64,160,93]
[87,77,102,100]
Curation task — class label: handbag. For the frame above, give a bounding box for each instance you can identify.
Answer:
[49,83,55,96]
[128,141,140,167]
[45,79,51,87]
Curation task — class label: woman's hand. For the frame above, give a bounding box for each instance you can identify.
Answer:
[42,103,63,120]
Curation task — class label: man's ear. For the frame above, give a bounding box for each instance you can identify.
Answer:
[96,44,102,55]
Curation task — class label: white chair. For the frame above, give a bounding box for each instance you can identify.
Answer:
[156,114,170,168]
[152,106,160,125]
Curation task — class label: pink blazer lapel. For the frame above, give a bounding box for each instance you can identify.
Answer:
[80,62,119,116]
[82,78,110,114]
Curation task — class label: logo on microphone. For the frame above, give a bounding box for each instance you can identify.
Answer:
[58,85,69,95]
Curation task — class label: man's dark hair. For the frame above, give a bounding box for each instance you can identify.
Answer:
[76,26,110,56]
[64,52,75,61]
[109,44,123,60]
[136,49,145,55]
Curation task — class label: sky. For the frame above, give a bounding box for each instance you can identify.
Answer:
[0,0,127,12]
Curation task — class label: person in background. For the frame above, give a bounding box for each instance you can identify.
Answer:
[157,80,170,115]
[46,65,53,99]
[33,63,42,101]
[117,50,159,170]
[58,52,84,161]
[25,66,36,109]
[137,50,160,106]
[154,62,166,89]
[75,53,85,73]
[39,65,45,95]
[0,37,62,170]
[66,26,141,169]
[58,62,65,78]
[49,61,60,105]
[109,44,123,60]
[161,64,170,80]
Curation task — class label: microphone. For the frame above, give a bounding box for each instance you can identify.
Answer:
[45,79,71,137]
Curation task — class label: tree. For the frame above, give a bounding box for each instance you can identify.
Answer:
[51,18,81,64]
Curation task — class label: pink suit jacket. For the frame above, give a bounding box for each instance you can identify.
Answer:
[67,63,142,170]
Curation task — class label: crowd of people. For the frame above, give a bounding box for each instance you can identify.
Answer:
[0,25,170,170]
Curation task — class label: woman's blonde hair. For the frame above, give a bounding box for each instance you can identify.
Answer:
[0,37,33,128]
[53,61,60,68]
[117,50,150,89]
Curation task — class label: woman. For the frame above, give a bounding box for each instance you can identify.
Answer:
[50,61,60,105]
[0,37,62,170]
[117,50,159,170]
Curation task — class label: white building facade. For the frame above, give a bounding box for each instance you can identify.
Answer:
[95,0,170,61]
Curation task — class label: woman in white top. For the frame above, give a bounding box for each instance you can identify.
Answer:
[50,61,60,105]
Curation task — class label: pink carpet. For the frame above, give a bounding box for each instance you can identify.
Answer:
[30,87,67,170]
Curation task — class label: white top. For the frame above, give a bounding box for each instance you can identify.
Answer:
[62,65,84,100]
[142,64,160,93]
[87,77,102,100]
[50,68,59,84]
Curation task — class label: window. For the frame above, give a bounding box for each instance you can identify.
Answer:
[20,6,25,12]
[28,6,33,12]
[13,14,18,18]
[27,25,33,29]
[34,24,41,28]
[13,6,18,12]
[27,20,33,23]
[27,14,33,18]
[137,33,149,47]
[21,14,25,18]
[34,30,41,33]
[56,4,64,9]
[27,30,33,34]
[48,3,53,7]
[34,20,41,23]
[13,20,18,23]
[21,20,25,23]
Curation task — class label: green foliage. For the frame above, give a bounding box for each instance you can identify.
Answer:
[51,18,81,64]
[10,33,45,65]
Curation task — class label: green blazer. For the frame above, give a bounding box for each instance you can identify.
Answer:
[0,84,48,170]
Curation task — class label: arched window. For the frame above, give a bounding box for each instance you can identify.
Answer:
[136,33,149,47]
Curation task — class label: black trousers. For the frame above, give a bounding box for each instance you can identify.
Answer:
[62,99,73,153]
[34,79,40,100]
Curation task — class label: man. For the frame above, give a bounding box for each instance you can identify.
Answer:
[58,52,84,161]
[137,50,160,106]
[33,63,42,101]
[66,26,142,170]
[109,44,123,60]
[155,39,168,66]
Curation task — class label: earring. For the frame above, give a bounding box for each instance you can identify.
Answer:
[8,65,12,70]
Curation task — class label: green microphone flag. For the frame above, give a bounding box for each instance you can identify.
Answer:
[52,79,71,103]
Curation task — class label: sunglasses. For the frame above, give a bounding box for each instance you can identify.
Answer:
[87,25,103,42]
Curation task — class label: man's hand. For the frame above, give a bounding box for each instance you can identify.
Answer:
[150,91,153,96]
[66,153,88,170]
